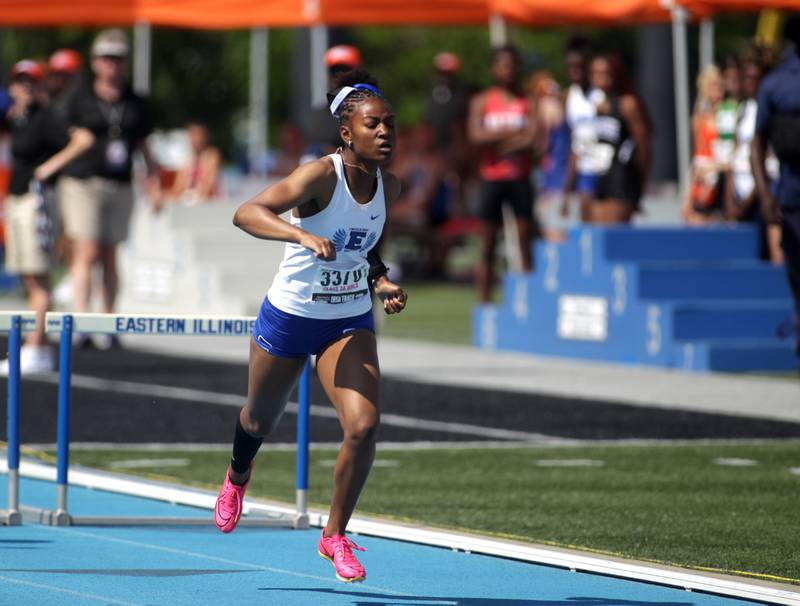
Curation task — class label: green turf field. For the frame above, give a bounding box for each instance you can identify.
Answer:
[376,282,476,345]
[52,441,800,584]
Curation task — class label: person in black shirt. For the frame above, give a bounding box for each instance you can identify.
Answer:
[36,29,161,349]
[587,54,651,224]
[0,60,69,375]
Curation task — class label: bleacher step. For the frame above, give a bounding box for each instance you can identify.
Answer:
[638,265,790,300]
[591,225,759,262]
[670,300,795,340]
[676,339,797,372]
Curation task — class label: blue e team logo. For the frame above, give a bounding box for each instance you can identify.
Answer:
[332,228,378,253]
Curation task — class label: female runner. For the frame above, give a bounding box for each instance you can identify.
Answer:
[214,69,407,584]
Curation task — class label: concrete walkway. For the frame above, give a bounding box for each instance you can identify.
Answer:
[2,294,796,425]
[119,332,799,425]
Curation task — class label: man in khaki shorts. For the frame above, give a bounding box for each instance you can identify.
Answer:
[36,29,161,348]
[1,60,68,374]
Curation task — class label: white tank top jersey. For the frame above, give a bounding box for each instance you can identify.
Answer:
[566,84,606,175]
[267,153,385,319]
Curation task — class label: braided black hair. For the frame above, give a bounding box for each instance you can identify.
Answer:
[326,69,384,125]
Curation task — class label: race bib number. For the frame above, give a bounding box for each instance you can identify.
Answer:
[105,139,129,170]
[312,263,369,304]
[571,122,596,155]
[585,142,615,173]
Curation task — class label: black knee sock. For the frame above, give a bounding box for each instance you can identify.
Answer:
[230,418,263,476]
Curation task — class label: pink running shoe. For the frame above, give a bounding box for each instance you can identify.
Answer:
[214,464,252,533]
[317,531,366,582]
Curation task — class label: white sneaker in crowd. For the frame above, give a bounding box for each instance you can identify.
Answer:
[92,334,121,351]
[0,345,55,376]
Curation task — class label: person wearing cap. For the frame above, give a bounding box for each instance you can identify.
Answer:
[43,49,84,270]
[304,45,363,160]
[424,52,470,150]
[36,29,160,349]
[45,49,82,120]
[0,60,70,374]
[423,51,475,226]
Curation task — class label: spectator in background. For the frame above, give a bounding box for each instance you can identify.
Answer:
[0,60,68,374]
[44,49,83,266]
[468,45,539,303]
[45,49,82,123]
[424,52,473,216]
[35,28,161,349]
[752,15,800,359]
[727,51,782,263]
[561,36,602,222]
[587,54,651,224]
[683,65,725,224]
[168,121,222,203]
[388,122,450,277]
[531,71,569,195]
[425,52,469,152]
[725,50,783,264]
[305,45,362,160]
[268,123,306,177]
[529,71,570,238]
[715,55,741,173]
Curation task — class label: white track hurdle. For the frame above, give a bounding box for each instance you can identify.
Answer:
[0,312,37,526]
[11,311,311,528]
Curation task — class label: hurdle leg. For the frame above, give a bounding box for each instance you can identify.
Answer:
[294,356,311,529]
[2,315,23,526]
[54,315,73,526]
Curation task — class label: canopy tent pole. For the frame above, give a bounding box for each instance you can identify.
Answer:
[133,22,151,96]
[249,27,269,174]
[699,18,714,68]
[310,26,328,108]
[671,6,691,197]
[489,14,508,47]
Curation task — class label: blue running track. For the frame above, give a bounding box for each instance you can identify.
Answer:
[0,475,772,606]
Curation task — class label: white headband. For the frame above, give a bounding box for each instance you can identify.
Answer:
[329,86,356,116]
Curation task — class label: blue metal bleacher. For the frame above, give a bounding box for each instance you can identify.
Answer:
[472,225,797,372]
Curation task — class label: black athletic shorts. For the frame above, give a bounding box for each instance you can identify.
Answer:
[478,178,535,223]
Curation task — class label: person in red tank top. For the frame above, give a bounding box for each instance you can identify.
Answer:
[468,46,540,303]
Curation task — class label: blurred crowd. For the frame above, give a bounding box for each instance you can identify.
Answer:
[2,20,799,370]
[285,39,655,301]
[683,44,784,261]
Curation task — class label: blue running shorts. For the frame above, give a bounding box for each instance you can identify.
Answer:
[252,296,375,358]
[575,172,600,195]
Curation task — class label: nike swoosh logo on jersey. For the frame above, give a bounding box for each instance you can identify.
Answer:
[370,214,381,220]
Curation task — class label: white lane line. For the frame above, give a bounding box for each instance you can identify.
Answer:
[536,459,604,467]
[26,436,800,453]
[319,459,401,468]
[33,373,556,443]
[0,574,142,606]
[109,458,191,469]
[713,458,758,467]
[38,526,432,599]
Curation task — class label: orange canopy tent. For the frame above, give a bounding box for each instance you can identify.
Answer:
[489,0,676,26]
[677,0,799,12]
[0,0,491,172]
[0,0,490,28]
[0,0,137,27]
